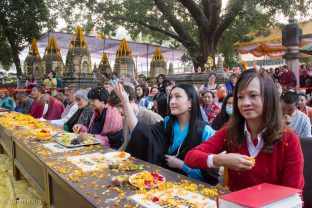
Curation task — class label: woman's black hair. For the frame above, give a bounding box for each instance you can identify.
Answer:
[112,72,119,78]
[102,72,109,79]
[167,84,203,158]
[202,90,215,99]
[28,74,35,82]
[135,85,148,101]
[153,92,168,118]
[49,71,56,78]
[157,74,168,84]
[211,93,233,130]
[87,87,109,103]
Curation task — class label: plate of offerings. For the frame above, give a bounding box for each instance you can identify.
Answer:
[111,175,129,186]
[103,151,131,162]
[55,133,101,148]
[129,171,166,189]
[35,130,53,140]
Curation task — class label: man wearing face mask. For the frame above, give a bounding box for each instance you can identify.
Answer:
[211,94,233,130]
[38,94,65,120]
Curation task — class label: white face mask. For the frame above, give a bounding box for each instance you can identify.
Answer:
[42,103,49,116]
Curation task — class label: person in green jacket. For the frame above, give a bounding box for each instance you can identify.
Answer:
[0,91,14,110]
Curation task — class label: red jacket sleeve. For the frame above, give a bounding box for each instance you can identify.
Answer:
[184,127,227,169]
[281,130,304,190]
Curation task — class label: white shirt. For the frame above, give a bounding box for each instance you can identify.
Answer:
[50,103,79,127]
[207,122,265,168]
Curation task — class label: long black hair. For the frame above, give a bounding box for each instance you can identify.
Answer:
[135,84,148,101]
[211,93,233,130]
[153,92,168,118]
[28,74,35,82]
[167,84,203,158]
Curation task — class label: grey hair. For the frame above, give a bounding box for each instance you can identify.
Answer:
[74,90,89,100]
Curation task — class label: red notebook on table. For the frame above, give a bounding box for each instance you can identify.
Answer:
[218,183,302,208]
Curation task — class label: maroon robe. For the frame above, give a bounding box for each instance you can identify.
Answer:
[29,100,44,118]
[43,97,65,120]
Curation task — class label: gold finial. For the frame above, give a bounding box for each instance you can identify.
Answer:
[31,38,40,56]
[152,47,166,62]
[116,38,133,59]
[45,36,61,56]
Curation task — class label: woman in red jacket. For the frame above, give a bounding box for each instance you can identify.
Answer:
[185,69,304,191]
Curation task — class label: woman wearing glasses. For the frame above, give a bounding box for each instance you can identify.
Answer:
[113,83,218,185]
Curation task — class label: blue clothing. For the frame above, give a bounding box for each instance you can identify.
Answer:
[109,78,120,84]
[14,106,23,113]
[200,106,209,124]
[164,116,215,182]
[0,96,14,110]
[225,81,234,94]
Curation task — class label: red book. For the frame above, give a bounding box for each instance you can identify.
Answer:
[218,183,302,208]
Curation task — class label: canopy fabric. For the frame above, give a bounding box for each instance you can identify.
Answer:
[36,31,185,62]
[300,43,312,55]
[21,31,188,74]
[235,20,312,58]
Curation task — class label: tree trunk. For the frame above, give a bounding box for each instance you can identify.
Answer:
[195,32,217,70]
[12,48,22,77]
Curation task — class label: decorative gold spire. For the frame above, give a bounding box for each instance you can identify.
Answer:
[65,26,92,77]
[42,36,64,76]
[44,36,62,56]
[98,52,112,75]
[31,38,40,56]
[24,38,43,78]
[150,47,167,84]
[116,38,133,59]
[114,38,136,77]
[69,26,90,49]
[151,47,166,62]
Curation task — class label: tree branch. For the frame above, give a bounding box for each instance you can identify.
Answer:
[201,0,211,20]
[136,21,183,43]
[153,0,197,47]
[214,0,245,44]
[176,0,209,31]
[207,0,221,34]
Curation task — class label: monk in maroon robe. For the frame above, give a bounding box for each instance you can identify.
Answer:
[38,94,64,120]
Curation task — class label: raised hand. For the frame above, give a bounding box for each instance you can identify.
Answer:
[113,83,129,104]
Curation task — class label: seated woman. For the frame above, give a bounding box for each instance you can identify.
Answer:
[0,90,14,110]
[156,74,168,93]
[114,83,218,185]
[136,85,148,106]
[211,93,233,130]
[200,90,220,124]
[185,69,304,191]
[64,90,93,133]
[73,87,123,149]
[152,92,168,118]
[25,74,37,89]
[143,86,159,110]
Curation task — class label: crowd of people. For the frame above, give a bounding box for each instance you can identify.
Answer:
[0,66,309,192]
